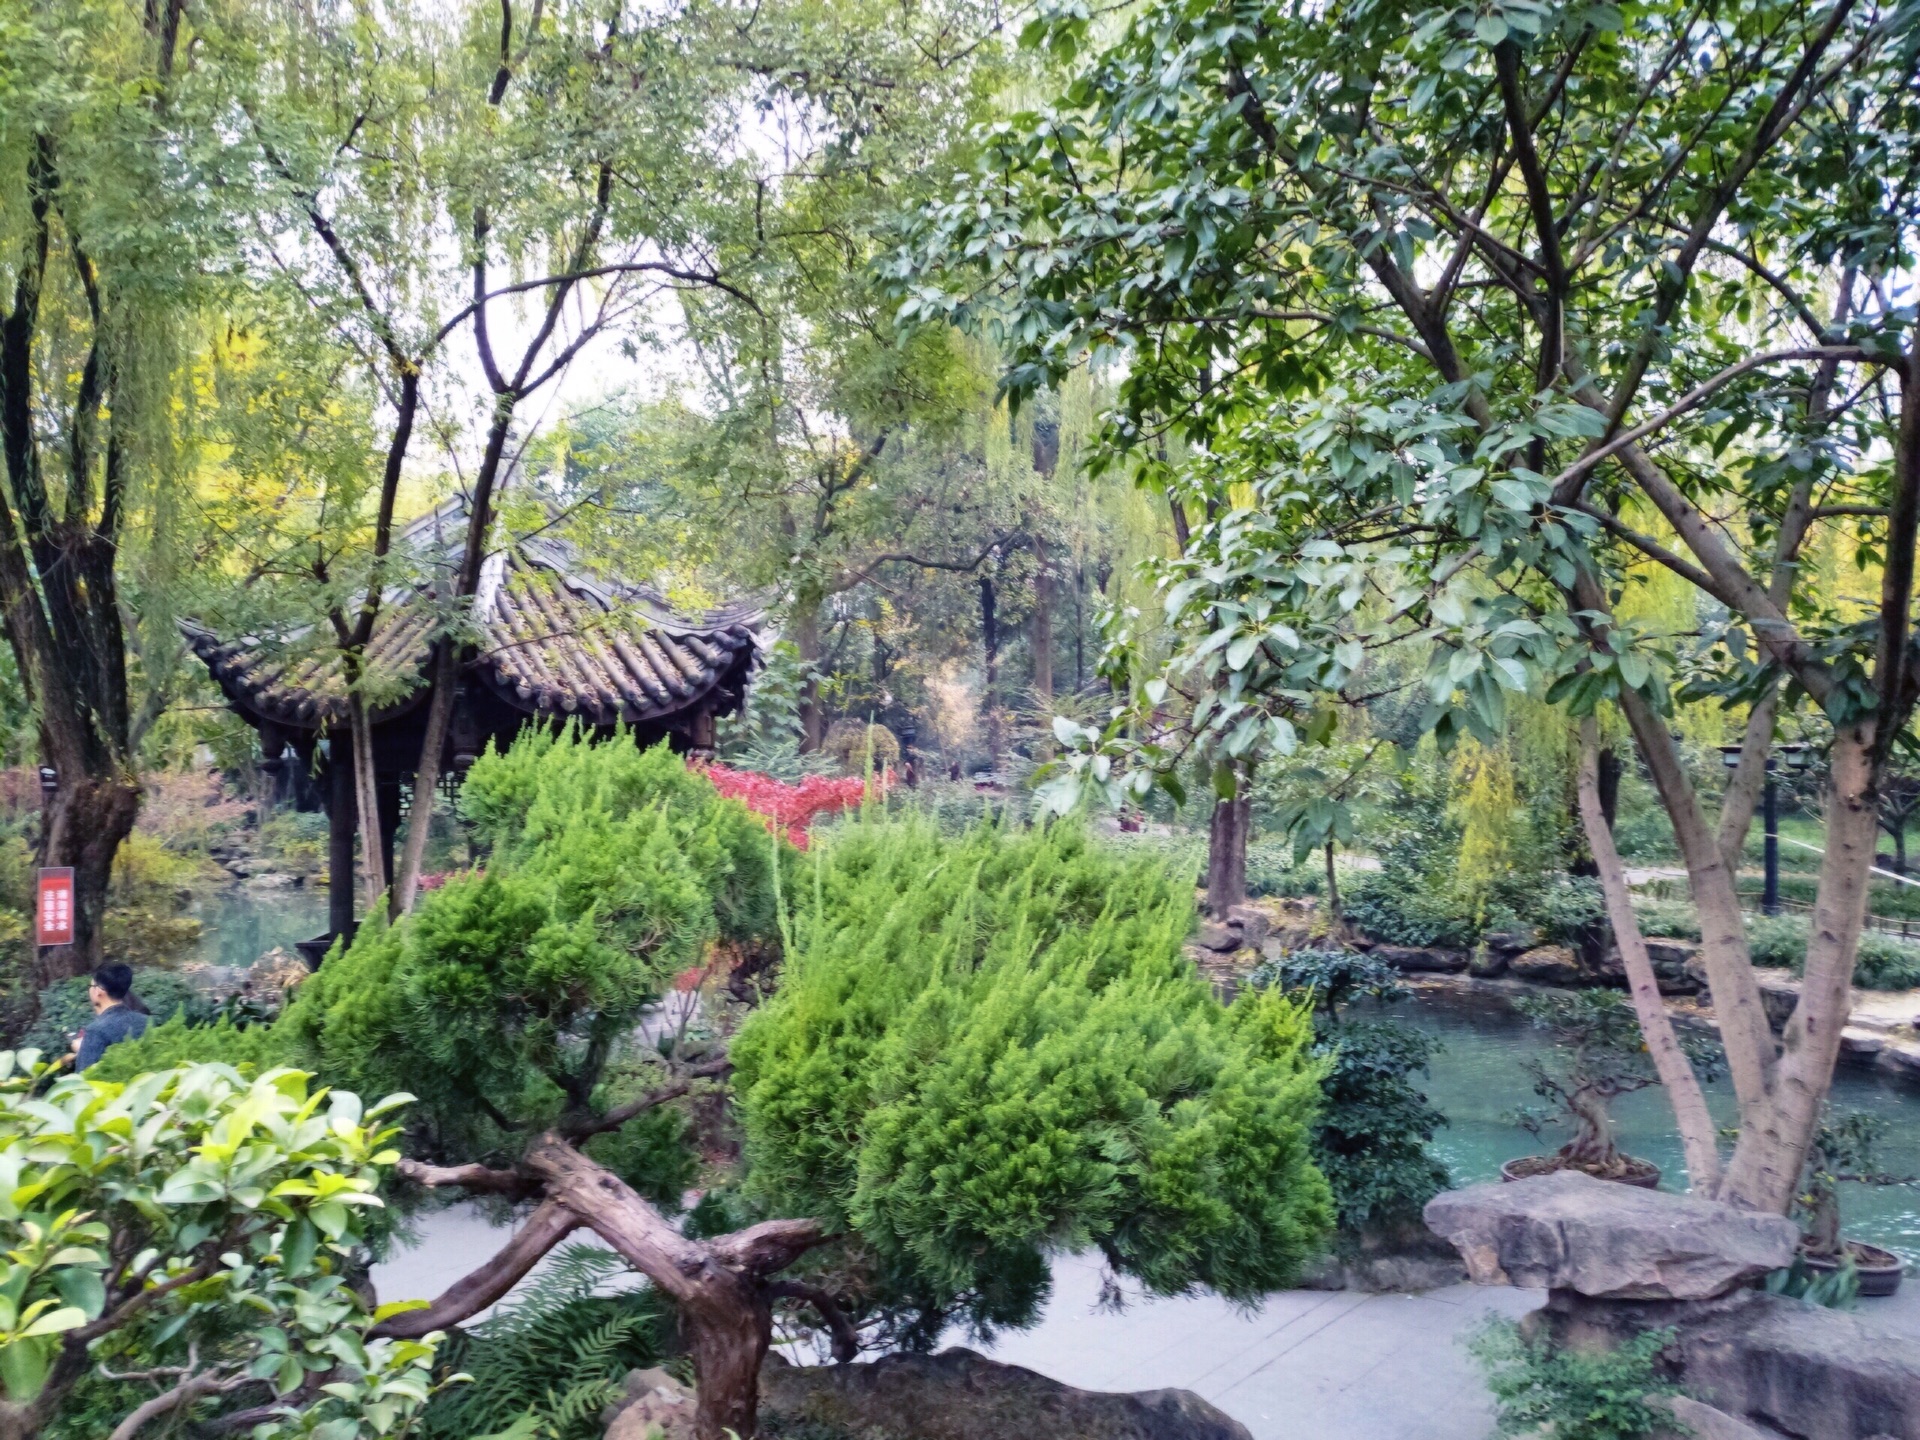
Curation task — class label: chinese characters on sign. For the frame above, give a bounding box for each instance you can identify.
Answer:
[36,868,74,947]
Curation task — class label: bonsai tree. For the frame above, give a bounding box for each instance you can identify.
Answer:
[1507,991,1718,1183]
[1257,949,1449,1234]
[286,731,1334,1440]
[1797,1111,1916,1265]
[0,1054,443,1440]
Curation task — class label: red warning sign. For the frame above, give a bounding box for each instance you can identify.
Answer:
[36,868,73,947]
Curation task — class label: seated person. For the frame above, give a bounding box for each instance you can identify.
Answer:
[70,963,149,1071]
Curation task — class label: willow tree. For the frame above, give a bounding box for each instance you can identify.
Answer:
[0,0,246,980]
[906,0,1920,1211]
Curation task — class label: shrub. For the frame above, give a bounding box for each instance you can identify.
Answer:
[458,728,782,948]
[1744,914,1805,969]
[85,1012,291,1084]
[1252,950,1449,1231]
[22,969,211,1055]
[732,818,1335,1334]
[1853,932,1920,990]
[1471,1321,1683,1440]
[0,1055,444,1438]
[1343,871,1478,948]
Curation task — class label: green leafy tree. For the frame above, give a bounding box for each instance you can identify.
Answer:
[283,732,1332,1440]
[903,0,1920,1212]
[0,1055,445,1440]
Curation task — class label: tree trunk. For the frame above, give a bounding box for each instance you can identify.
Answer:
[979,573,1002,766]
[1576,719,1721,1192]
[1032,535,1053,709]
[1616,685,1780,1123]
[1720,724,1880,1213]
[792,602,826,754]
[34,770,140,984]
[347,689,385,913]
[524,1135,828,1440]
[391,642,455,918]
[1204,769,1251,917]
[1893,823,1908,875]
[1324,841,1341,931]
[1562,1083,1619,1170]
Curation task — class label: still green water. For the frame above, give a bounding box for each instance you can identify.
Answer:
[189,884,329,970]
[1403,990,1920,1263]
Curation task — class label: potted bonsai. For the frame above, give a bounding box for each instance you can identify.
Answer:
[1797,1110,1911,1298]
[1501,990,1716,1188]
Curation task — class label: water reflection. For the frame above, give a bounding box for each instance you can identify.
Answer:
[1404,988,1920,1263]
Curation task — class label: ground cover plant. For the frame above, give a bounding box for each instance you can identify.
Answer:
[1471,1322,1682,1440]
[277,731,1332,1440]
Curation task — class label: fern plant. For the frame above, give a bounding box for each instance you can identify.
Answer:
[418,1244,676,1440]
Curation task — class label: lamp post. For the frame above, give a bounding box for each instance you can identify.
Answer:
[1720,743,1812,915]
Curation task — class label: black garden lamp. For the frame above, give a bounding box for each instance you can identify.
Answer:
[1719,742,1812,915]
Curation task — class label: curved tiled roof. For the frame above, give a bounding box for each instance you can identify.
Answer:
[185,495,762,731]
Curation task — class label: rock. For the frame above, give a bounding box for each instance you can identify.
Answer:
[760,1347,1254,1440]
[1195,920,1240,953]
[1372,944,1470,973]
[247,947,309,998]
[1659,1394,1792,1440]
[1672,1291,1920,1440]
[1226,904,1271,952]
[1877,1042,1920,1079]
[605,1366,695,1440]
[1423,1171,1799,1300]
[243,871,298,890]
[1599,944,1700,995]
[1842,1026,1888,1057]
[1469,943,1509,978]
[1756,972,1800,1030]
[1486,929,1540,959]
[1297,1222,1467,1293]
[1644,937,1697,968]
[1510,944,1587,986]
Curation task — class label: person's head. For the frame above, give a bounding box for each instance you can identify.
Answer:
[89,963,133,1012]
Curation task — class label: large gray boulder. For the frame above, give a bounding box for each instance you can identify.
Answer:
[1424,1171,1798,1300]
[1675,1291,1920,1440]
[760,1348,1254,1440]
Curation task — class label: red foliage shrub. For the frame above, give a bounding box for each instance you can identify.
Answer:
[702,765,878,850]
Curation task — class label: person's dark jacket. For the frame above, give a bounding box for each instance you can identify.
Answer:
[76,1004,148,1071]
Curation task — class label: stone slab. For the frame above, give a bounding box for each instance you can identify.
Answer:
[1424,1171,1799,1300]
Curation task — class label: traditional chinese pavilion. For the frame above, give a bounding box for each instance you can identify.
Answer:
[184,493,762,952]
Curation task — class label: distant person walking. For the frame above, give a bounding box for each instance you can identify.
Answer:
[71,963,148,1071]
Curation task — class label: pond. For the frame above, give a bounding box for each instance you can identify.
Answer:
[1405,987,1920,1264]
[188,883,329,970]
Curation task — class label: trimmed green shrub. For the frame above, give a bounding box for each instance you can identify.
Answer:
[85,1010,291,1082]
[22,968,211,1054]
[732,818,1335,1335]
[1344,871,1478,948]
[458,726,782,948]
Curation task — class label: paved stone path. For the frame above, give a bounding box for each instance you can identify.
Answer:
[374,1207,1920,1440]
[969,1253,1539,1440]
